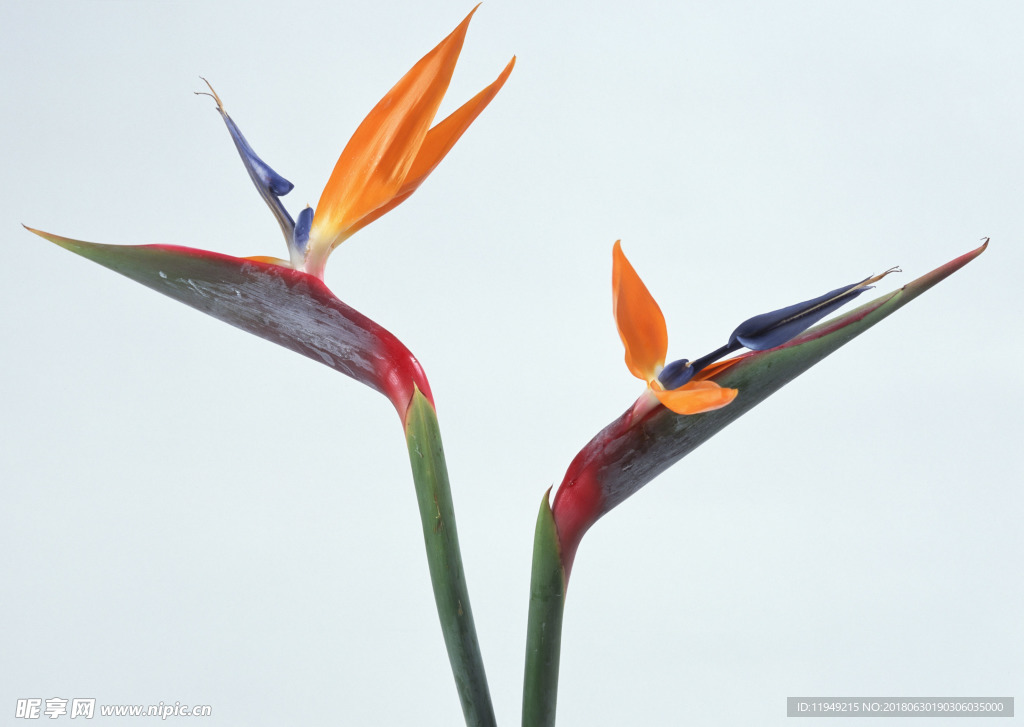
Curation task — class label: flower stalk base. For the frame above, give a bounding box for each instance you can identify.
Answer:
[404,388,496,727]
[522,490,566,727]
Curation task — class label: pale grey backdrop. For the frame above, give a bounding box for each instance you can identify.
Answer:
[2,1,1021,725]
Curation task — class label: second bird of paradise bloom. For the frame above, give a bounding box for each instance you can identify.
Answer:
[612,239,898,418]
[201,6,514,279]
[548,241,903,577]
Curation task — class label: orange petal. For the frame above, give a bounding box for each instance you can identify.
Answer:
[310,7,477,249]
[345,55,516,237]
[652,380,738,415]
[613,241,668,381]
[244,255,291,266]
[693,355,748,381]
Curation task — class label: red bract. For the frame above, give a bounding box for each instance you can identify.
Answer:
[25,232,432,420]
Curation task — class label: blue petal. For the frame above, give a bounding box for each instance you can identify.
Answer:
[198,79,295,248]
[293,206,313,256]
[658,358,695,389]
[220,111,294,197]
[728,269,898,351]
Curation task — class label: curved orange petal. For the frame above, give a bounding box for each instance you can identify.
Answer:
[345,55,516,237]
[613,241,667,381]
[310,7,477,250]
[693,355,748,381]
[244,255,291,266]
[652,380,738,415]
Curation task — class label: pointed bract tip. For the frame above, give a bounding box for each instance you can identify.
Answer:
[891,239,988,302]
[24,225,73,250]
[970,237,990,257]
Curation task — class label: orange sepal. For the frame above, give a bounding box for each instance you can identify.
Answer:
[310,7,477,247]
[346,54,516,237]
[612,240,668,382]
[244,255,291,266]
[652,380,738,415]
[693,355,748,381]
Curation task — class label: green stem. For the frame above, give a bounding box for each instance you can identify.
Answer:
[403,388,496,727]
[522,490,567,727]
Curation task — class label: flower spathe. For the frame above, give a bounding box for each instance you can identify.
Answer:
[612,240,738,415]
[205,6,514,278]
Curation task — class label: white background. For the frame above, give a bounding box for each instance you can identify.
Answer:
[2,1,1020,725]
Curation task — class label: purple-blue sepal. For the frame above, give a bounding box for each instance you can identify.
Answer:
[293,206,313,255]
[198,80,299,262]
[658,358,695,389]
[728,279,874,351]
[215,106,296,238]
